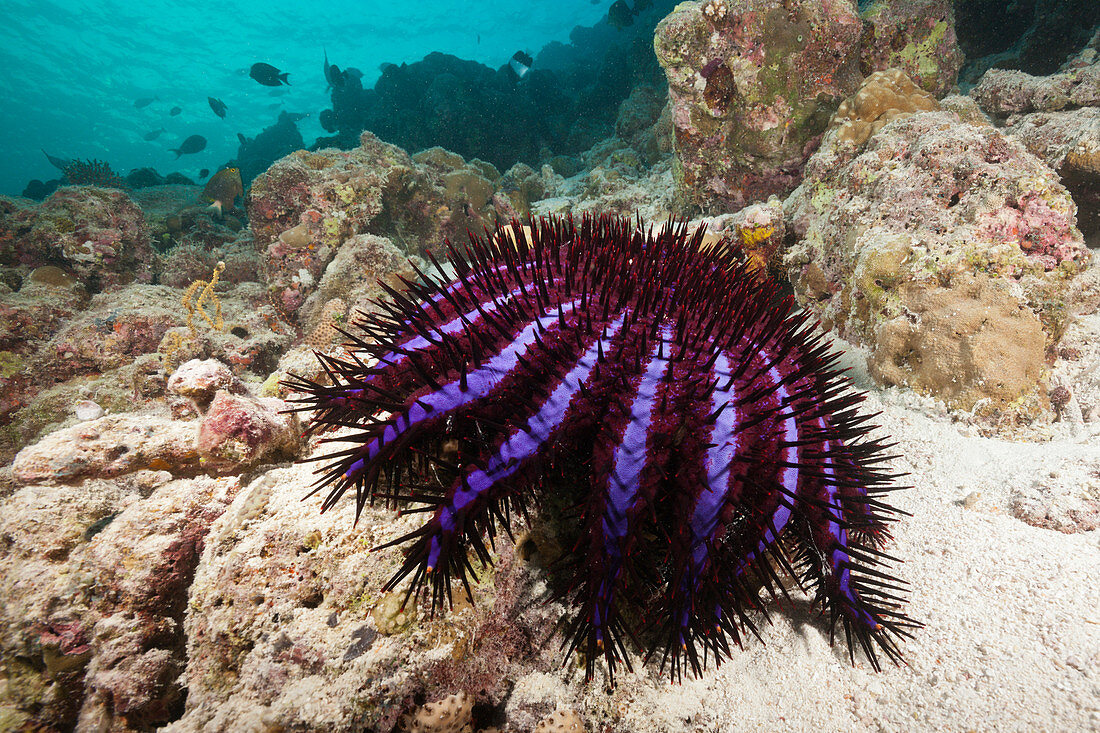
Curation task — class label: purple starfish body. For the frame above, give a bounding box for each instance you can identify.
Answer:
[288,214,916,683]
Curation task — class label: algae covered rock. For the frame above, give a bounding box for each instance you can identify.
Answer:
[11,413,201,485]
[857,0,963,97]
[784,109,1090,410]
[1,186,154,291]
[248,132,509,318]
[655,0,864,213]
[0,472,241,730]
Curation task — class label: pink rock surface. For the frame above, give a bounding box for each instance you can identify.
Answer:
[196,391,302,471]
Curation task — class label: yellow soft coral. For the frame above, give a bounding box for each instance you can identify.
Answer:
[182,261,225,334]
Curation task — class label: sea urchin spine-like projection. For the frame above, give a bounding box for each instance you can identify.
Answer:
[286,214,917,683]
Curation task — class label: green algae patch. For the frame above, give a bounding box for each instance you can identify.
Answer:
[0,351,24,379]
[897,21,950,91]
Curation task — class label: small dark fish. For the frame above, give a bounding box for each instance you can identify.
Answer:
[134,96,157,108]
[208,97,228,119]
[250,62,290,87]
[84,513,117,540]
[170,134,206,159]
[199,168,210,179]
[42,149,73,171]
[143,128,166,141]
[280,111,309,122]
[608,0,635,29]
[509,50,533,79]
[170,106,182,116]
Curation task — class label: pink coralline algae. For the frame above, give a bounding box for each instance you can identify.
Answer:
[196,390,302,472]
[655,0,864,213]
[978,192,1084,271]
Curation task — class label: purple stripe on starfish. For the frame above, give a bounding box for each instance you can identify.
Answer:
[676,351,741,637]
[427,314,627,568]
[341,298,580,480]
[342,273,543,398]
[757,366,798,547]
[592,328,673,632]
[689,351,741,571]
[820,436,878,628]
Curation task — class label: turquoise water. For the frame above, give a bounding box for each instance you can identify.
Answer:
[0,0,626,195]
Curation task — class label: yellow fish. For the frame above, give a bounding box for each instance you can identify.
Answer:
[202,167,243,216]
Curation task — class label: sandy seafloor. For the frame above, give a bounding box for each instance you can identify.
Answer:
[560,338,1100,733]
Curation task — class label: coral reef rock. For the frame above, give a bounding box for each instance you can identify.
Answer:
[1004,107,1100,243]
[248,132,508,318]
[167,358,245,409]
[981,50,1100,244]
[0,471,241,730]
[0,186,154,291]
[857,0,963,97]
[196,391,302,472]
[655,0,864,213]
[969,55,1100,119]
[297,232,411,334]
[12,413,201,484]
[784,109,1091,411]
[167,454,566,733]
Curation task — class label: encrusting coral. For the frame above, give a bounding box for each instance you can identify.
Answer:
[401,691,473,733]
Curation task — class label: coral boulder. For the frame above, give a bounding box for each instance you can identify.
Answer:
[655,0,864,213]
[784,108,1091,411]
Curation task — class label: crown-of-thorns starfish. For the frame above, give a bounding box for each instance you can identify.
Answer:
[285,214,918,683]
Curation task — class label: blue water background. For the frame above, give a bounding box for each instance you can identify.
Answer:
[0,0,612,195]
